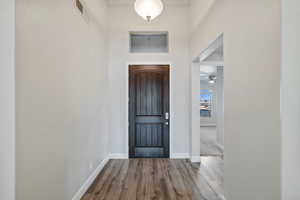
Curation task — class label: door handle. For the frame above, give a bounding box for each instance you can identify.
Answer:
[165,112,169,120]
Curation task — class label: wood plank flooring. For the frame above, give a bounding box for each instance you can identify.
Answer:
[200,140,223,157]
[81,158,224,200]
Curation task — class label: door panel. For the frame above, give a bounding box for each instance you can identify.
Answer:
[135,124,163,147]
[129,65,170,158]
[135,72,163,115]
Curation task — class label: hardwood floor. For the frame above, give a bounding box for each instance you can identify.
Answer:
[200,140,223,157]
[81,158,224,200]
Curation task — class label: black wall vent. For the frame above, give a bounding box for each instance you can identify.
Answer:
[76,0,84,14]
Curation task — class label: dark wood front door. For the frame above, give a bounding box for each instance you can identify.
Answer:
[129,65,170,158]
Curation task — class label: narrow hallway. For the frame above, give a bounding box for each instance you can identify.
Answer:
[0,0,286,200]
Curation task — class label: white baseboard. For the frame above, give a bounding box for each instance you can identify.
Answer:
[190,156,201,163]
[170,153,190,159]
[108,153,128,159]
[72,157,109,200]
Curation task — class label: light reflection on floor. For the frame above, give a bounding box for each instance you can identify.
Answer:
[200,156,225,200]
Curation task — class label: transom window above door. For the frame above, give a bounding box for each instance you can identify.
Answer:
[129,32,169,53]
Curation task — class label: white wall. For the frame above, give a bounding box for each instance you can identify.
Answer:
[108,4,190,157]
[0,0,15,199]
[16,0,109,199]
[189,0,216,33]
[191,1,281,200]
[282,1,300,199]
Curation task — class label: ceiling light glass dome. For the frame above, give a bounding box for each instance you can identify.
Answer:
[134,0,164,22]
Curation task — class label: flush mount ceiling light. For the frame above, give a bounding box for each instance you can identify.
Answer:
[208,75,217,84]
[134,0,164,22]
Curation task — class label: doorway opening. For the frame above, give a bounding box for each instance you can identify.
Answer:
[200,65,224,157]
[128,65,170,158]
[192,34,225,199]
[198,35,224,158]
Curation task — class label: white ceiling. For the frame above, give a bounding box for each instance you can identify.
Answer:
[107,0,190,6]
